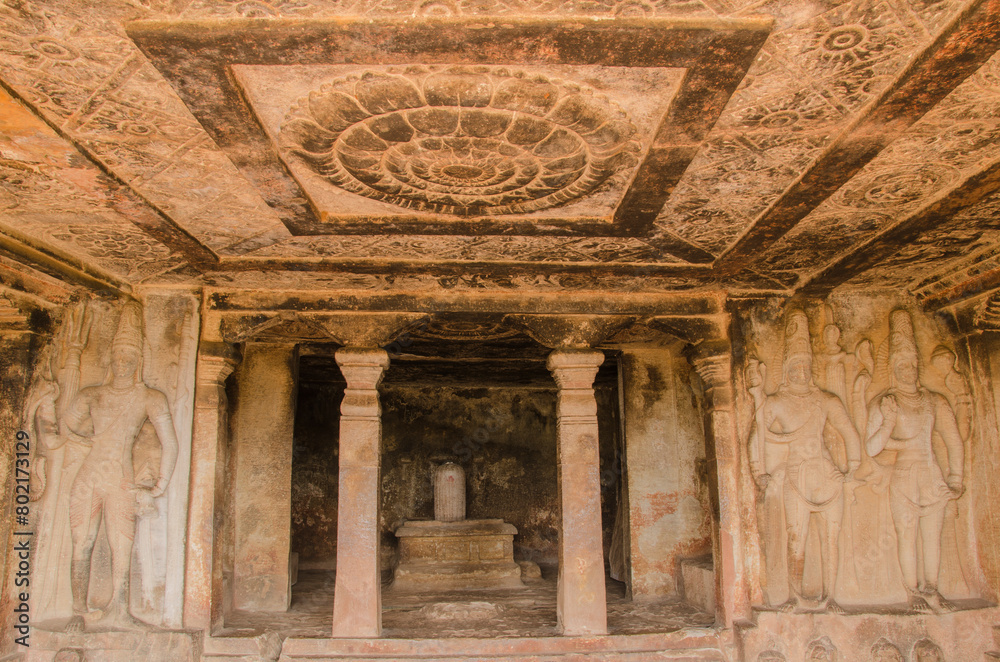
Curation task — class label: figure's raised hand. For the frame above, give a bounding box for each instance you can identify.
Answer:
[879,394,898,425]
[65,303,93,352]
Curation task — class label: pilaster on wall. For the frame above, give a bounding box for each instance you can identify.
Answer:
[688,341,751,628]
[183,342,239,632]
[619,348,711,599]
[231,342,299,612]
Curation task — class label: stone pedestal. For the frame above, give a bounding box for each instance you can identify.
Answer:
[393,519,522,590]
[232,342,298,612]
[548,349,608,636]
[331,347,389,638]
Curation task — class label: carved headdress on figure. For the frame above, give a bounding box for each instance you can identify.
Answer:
[107,301,145,385]
[888,310,918,364]
[782,309,814,383]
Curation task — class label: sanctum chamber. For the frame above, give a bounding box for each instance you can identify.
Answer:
[2,1,1000,660]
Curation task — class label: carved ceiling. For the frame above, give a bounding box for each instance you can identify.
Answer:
[0,0,998,311]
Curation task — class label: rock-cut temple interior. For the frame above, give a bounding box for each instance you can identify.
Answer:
[2,1,1000,660]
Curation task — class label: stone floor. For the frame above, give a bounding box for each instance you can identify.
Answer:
[221,567,715,640]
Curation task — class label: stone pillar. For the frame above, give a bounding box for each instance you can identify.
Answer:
[331,347,389,638]
[547,349,608,636]
[689,342,749,627]
[620,348,710,598]
[183,342,238,631]
[232,342,298,612]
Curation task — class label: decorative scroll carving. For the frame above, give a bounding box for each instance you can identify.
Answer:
[281,66,640,216]
[745,305,974,614]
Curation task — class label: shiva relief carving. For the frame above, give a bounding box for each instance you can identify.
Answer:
[746,304,974,613]
[25,298,196,631]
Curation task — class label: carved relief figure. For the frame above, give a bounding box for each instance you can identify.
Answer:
[864,310,964,613]
[749,310,862,612]
[870,638,904,662]
[26,303,93,621]
[62,302,178,631]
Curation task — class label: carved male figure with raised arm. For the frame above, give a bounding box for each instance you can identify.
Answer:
[62,302,178,632]
[750,310,862,613]
[865,310,964,613]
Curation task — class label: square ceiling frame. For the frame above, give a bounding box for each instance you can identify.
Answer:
[128,16,771,263]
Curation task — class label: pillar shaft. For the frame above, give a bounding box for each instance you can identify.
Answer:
[548,349,608,636]
[183,344,238,630]
[232,342,298,612]
[331,347,389,638]
[691,347,749,627]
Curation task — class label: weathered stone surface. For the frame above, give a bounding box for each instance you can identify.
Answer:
[231,342,298,612]
[394,519,522,591]
[619,348,711,598]
[5,0,1000,659]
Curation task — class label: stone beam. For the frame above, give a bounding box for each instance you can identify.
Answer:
[802,157,1000,300]
[0,78,219,272]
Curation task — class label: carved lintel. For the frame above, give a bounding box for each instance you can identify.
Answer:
[320,312,429,348]
[646,315,728,345]
[219,311,336,343]
[505,314,636,349]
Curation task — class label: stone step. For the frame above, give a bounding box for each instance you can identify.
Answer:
[205,630,727,661]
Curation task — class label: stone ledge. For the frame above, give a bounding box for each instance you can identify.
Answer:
[275,628,726,660]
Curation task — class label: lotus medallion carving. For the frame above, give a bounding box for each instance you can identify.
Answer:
[280,66,641,216]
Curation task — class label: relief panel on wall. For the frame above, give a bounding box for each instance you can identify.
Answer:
[24,295,199,632]
[745,303,977,614]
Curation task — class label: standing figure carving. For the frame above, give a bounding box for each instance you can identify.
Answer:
[749,310,861,612]
[26,303,93,622]
[62,302,178,631]
[864,310,964,613]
